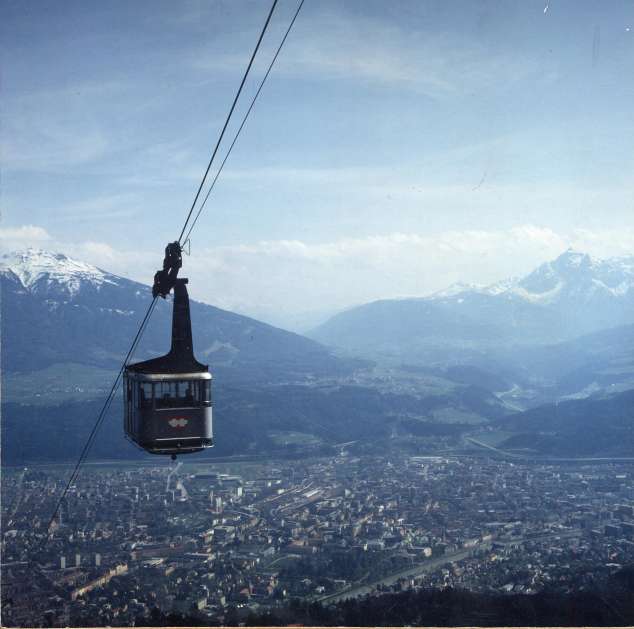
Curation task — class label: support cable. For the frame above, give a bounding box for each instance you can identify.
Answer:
[178,0,280,244]
[183,0,305,245]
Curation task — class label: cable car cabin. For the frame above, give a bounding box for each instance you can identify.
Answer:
[124,370,212,456]
[124,278,213,456]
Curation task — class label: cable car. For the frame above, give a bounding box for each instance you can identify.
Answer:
[124,243,212,457]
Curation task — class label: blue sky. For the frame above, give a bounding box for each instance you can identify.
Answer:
[2,0,634,328]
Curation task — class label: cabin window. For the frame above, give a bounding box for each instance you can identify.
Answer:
[137,382,153,409]
[201,380,211,404]
[179,380,198,404]
[156,381,179,407]
[153,379,210,407]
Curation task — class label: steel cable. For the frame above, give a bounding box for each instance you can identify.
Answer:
[183,0,306,245]
[178,0,280,244]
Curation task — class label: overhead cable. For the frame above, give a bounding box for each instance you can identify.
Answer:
[183,0,306,244]
[178,0,280,244]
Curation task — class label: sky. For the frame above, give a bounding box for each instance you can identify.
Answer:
[2,0,634,329]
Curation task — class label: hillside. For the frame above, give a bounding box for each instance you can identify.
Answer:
[494,389,634,457]
[1,250,359,384]
[502,323,634,399]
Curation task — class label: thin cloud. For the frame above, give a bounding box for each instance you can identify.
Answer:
[3,221,633,331]
[0,225,52,248]
[291,19,540,98]
[184,226,634,324]
[6,223,629,328]
[51,193,143,223]
[1,82,121,173]
[189,7,544,98]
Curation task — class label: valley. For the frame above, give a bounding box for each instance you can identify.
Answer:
[2,248,634,464]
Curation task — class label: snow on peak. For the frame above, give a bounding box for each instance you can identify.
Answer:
[0,248,117,295]
[481,277,519,296]
[430,281,485,299]
[555,248,591,268]
[428,250,634,307]
[431,278,519,299]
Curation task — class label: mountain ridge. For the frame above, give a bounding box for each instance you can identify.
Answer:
[1,249,118,296]
[309,249,634,359]
[494,388,634,457]
[2,247,633,461]
[430,250,634,304]
[0,248,361,382]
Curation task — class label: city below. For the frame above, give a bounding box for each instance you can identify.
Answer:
[2,449,634,626]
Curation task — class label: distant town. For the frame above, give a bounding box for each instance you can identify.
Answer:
[2,451,633,627]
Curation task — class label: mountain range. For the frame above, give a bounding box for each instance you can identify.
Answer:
[2,248,633,462]
[1,249,357,383]
[309,250,634,361]
[1,250,506,463]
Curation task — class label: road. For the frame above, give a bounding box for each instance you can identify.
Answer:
[465,437,634,464]
[317,528,584,605]
[465,437,523,459]
[317,546,479,604]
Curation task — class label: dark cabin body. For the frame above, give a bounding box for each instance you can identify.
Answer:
[124,278,213,455]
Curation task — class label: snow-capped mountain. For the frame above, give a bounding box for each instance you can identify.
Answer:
[310,250,634,359]
[1,248,354,381]
[430,281,487,299]
[0,249,119,297]
[432,250,634,306]
[434,250,634,337]
[503,250,633,304]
